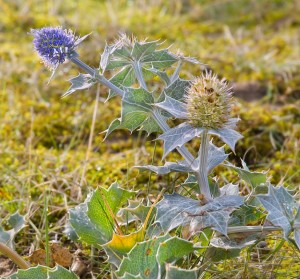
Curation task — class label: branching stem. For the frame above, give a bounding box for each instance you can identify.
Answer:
[196,130,212,201]
[69,56,197,169]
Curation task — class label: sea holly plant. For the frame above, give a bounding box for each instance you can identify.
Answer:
[2,26,299,278]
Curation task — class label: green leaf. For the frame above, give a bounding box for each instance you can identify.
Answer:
[157,123,204,159]
[139,115,161,135]
[225,160,267,189]
[110,66,136,87]
[69,202,104,247]
[0,212,26,249]
[10,265,48,279]
[204,247,240,262]
[165,265,198,279]
[9,265,78,279]
[142,49,178,69]
[48,266,79,279]
[103,118,121,141]
[160,78,191,102]
[157,236,195,265]
[155,194,244,236]
[87,182,135,243]
[119,200,156,224]
[257,185,298,238]
[116,234,170,279]
[229,200,264,226]
[132,41,158,61]
[121,88,155,133]
[62,74,96,98]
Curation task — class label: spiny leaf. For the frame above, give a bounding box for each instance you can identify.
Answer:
[116,235,170,279]
[102,118,121,141]
[142,49,178,69]
[9,265,78,279]
[87,182,135,243]
[63,74,96,98]
[135,161,193,175]
[294,208,300,250]
[209,127,243,153]
[146,68,170,85]
[103,227,145,255]
[225,160,268,189]
[157,236,195,265]
[155,194,244,236]
[220,183,239,196]
[120,88,154,133]
[157,122,204,159]
[69,202,105,247]
[0,212,26,249]
[165,265,198,279]
[132,41,158,61]
[210,233,260,249]
[159,78,191,102]
[207,142,228,173]
[257,185,298,238]
[155,94,188,119]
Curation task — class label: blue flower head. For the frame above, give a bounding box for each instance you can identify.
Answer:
[31,27,77,70]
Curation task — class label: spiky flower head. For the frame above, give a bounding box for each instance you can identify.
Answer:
[186,72,233,129]
[31,27,77,69]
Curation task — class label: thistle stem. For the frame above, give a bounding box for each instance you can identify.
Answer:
[196,129,212,201]
[0,243,30,269]
[225,223,300,235]
[69,57,196,168]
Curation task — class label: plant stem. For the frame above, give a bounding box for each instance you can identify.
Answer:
[226,226,283,235]
[0,243,30,269]
[69,57,196,168]
[44,190,50,267]
[196,129,212,200]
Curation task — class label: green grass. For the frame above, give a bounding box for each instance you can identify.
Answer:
[0,0,300,277]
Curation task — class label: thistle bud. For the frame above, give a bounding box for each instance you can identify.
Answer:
[186,72,233,129]
[31,27,76,69]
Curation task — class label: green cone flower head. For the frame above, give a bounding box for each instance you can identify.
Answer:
[186,71,233,129]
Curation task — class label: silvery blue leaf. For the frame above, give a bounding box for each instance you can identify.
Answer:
[220,183,239,196]
[209,127,243,153]
[210,233,259,249]
[207,142,228,172]
[155,193,244,235]
[294,208,300,250]
[257,185,298,238]
[135,161,193,175]
[62,74,96,98]
[155,94,188,119]
[157,122,204,159]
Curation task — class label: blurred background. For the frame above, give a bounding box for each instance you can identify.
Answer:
[0,0,300,277]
